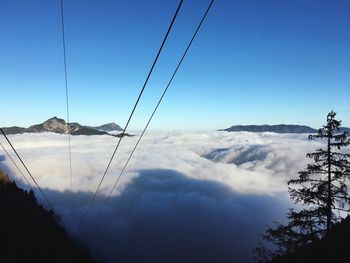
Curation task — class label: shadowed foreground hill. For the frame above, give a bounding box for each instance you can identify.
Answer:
[0,170,97,263]
[271,216,350,263]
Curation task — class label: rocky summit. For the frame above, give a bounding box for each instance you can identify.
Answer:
[27,117,71,134]
[1,117,123,136]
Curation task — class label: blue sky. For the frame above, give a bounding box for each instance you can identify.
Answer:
[1,0,349,130]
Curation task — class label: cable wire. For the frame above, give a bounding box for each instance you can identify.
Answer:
[79,0,184,225]
[0,140,44,204]
[0,128,54,210]
[60,0,74,209]
[0,141,32,188]
[89,0,215,230]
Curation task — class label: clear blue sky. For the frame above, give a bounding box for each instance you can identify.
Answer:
[1,0,349,130]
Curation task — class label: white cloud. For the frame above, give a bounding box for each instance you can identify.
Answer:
[0,131,324,195]
[0,131,332,262]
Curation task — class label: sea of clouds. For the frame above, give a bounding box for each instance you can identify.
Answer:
[0,131,327,262]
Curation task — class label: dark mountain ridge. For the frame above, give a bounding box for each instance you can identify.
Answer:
[221,124,350,134]
[89,122,122,132]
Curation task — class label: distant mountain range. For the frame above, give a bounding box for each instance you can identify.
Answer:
[89,122,122,132]
[1,117,129,137]
[220,124,350,134]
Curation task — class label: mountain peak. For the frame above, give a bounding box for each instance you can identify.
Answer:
[27,116,69,134]
[89,122,123,132]
[47,116,63,121]
[1,117,124,136]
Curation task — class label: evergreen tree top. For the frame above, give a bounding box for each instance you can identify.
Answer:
[309,111,350,148]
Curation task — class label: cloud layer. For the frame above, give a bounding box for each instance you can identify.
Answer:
[0,131,329,262]
[0,131,324,195]
[79,169,288,263]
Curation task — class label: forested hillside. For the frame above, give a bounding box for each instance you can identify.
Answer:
[0,170,98,263]
[271,216,350,263]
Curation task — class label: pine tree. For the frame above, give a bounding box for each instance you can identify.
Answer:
[255,111,350,262]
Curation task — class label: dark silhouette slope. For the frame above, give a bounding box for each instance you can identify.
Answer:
[271,216,350,263]
[0,170,97,263]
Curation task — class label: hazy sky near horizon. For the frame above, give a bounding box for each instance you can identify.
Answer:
[1,0,349,129]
